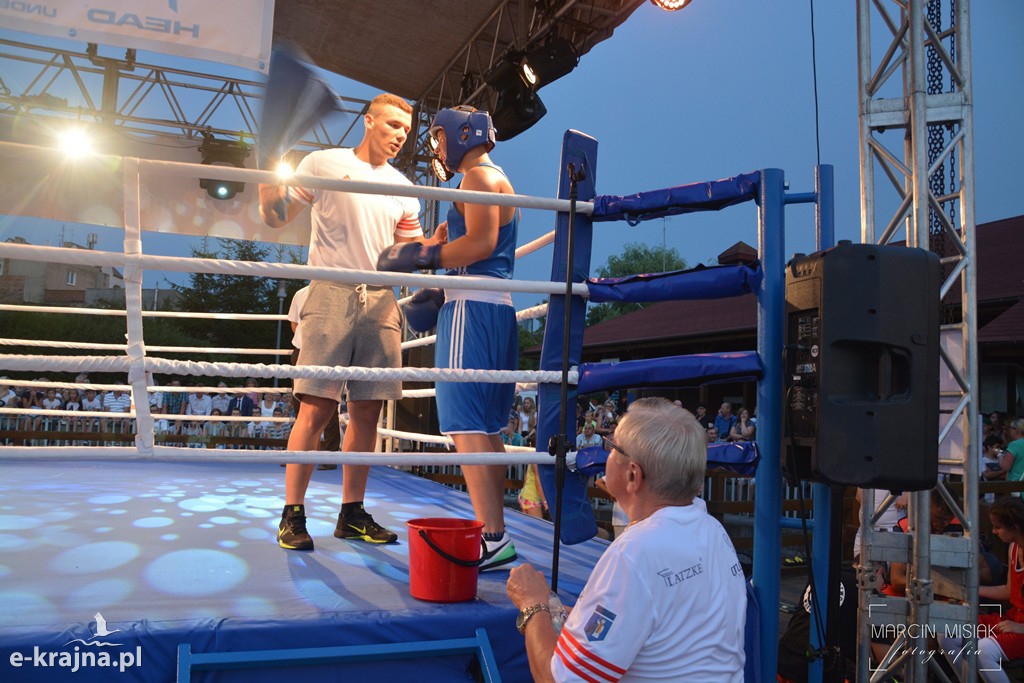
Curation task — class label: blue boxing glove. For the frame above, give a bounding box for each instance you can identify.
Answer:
[402,288,445,333]
[377,242,443,272]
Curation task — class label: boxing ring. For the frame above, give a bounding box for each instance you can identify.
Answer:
[0,132,835,680]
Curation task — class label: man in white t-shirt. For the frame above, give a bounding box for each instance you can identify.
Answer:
[507,398,747,682]
[259,92,441,551]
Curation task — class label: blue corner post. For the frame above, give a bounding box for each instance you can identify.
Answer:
[807,164,835,683]
[536,130,599,552]
[753,168,786,678]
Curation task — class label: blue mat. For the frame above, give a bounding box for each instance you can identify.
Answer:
[0,461,607,682]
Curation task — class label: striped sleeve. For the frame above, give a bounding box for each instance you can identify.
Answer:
[553,630,627,683]
[395,201,423,239]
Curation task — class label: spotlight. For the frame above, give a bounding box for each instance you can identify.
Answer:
[522,36,579,88]
[483,50,527,92]
[491,82,547,142]
[274,160,294,180]
[57,127,94,158]
[650,0,693,10]
[198,135,249,201]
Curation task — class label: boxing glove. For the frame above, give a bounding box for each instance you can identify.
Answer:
[402,288,445,333]
[376,243,442,272]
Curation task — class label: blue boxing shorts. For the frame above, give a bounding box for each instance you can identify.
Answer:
[435,296,518,435]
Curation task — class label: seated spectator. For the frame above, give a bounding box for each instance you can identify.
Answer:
[502,416,524,448]
[983,434,1009,481]
[204,408,227,440]
[706,425,719,443]
[63,389,82,412]
[81,388,102,412]
[41,388,62,411]
[507,398,746,681]
[729,406,756,442]
[265,408,291,446]
[575,421,601,450]
[0,378,16,407]
[103,389,131,414]
[210,383,231,415]
[713,402,736,442]
[163,380,186,415]
[694,401,711,429]
[1000,419,1024,490]
[186,389,212,416]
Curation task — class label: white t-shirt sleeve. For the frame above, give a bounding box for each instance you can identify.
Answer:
[394,195,423,240]
[287,153,317,205]
[552,548,653,682]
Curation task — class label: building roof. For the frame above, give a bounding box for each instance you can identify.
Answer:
[581,216,1024,351]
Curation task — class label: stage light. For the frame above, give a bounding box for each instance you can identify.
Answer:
[491,82,547,142]
[274,160,294,180]
[522,37,579,88]
[651,0,693,10]
[198,135,249,201]
[57,127,94,158]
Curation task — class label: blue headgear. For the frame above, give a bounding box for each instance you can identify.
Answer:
[429,107,496,180]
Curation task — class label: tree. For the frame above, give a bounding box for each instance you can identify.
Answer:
[585,242,687,326]
[170,238,280,352]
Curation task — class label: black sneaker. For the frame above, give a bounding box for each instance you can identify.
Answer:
[334,510,398,544]
[278,504,314,551]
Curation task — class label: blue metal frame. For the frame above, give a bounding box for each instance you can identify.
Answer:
[176,627,502,682]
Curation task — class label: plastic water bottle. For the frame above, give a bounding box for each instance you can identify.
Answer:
[549,592,568,635]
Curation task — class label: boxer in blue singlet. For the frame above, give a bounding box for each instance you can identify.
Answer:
[376,106,519,570]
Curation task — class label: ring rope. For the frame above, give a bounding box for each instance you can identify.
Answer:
[0,407,292,422]
[0,354,578,385]
[0,338,289,356]
[0,242,591,298]
[0,446,555,466]
[0,304,286,321]
[133,156,597,215]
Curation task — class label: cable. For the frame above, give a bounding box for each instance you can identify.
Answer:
[808,0,822,166]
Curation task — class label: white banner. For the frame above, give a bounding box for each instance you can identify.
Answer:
[0,0,274,73]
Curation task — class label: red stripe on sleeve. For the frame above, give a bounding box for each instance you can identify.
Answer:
[555,647,605,683]
[561,631,627,675]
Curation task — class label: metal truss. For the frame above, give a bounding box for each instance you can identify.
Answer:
[0,37,372,159]
[856,1,978,681]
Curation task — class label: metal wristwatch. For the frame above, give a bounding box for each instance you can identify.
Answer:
[516,603,551,634]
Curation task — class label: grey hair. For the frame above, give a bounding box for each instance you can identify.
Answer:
[1011,418,1024,433]
[615,397,705,502]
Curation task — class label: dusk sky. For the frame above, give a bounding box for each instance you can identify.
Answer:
[1,1,1021,312]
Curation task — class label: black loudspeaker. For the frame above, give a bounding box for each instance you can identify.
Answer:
[395,346,438,441]
[782,242,940,490]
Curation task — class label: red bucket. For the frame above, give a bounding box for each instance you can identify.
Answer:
[407,518,484,603]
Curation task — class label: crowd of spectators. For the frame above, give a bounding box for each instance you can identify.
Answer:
[0,375,296,448]
[980,411,1024,486]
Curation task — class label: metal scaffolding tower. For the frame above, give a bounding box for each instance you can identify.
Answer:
[856,0,978,681]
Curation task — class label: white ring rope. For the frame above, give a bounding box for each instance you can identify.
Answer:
[0,407,292,422]
[0,242,590,298]
[0,338,288,356]
[0,446,556,466]
[2,142,595,215]
[0,354,578,385]
[0,304,286,321]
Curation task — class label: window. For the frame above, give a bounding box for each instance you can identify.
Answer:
[66,271,77,286]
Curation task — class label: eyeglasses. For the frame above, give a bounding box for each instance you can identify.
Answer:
[602,435,629,460]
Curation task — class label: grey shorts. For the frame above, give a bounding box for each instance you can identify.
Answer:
[294,281,403,402]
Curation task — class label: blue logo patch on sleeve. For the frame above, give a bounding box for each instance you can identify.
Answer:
[584,605,617,642]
